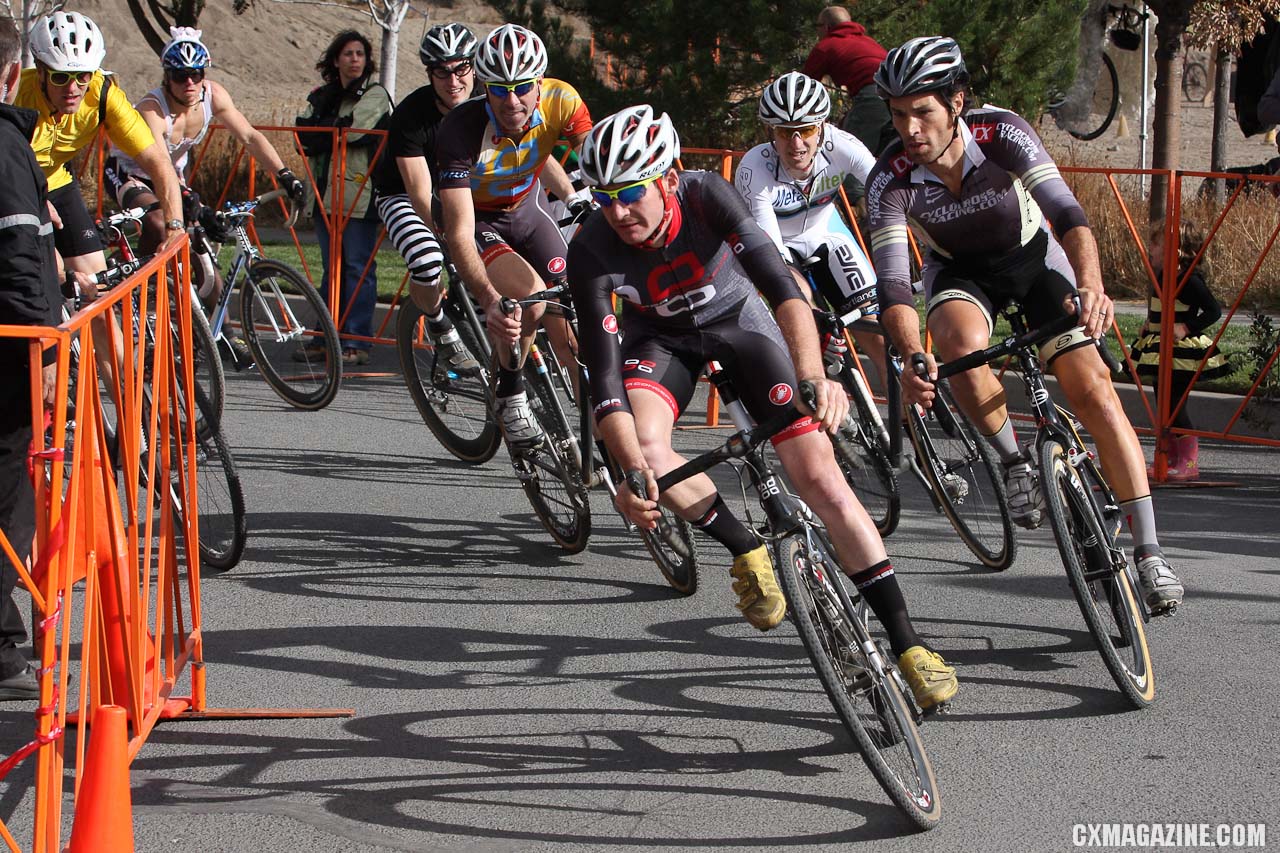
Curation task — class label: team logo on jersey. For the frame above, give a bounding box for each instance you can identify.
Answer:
[890,153,913,177]
[602,314,618,334]
[547,256,567,275]
[971,123,995,143]
[736,167,752,189]
[769,383,793,406]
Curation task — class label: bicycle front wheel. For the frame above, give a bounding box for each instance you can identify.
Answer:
[395,299,500,463]
[774,532,941,830]
[240,260,342,410]
[518,359,591,553]
[185,384,247,571]
[835,370,900,536]
[907,380,1015,569]
[1039,440,1154,708]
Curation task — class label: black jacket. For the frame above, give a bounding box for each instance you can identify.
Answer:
[0,102,60,339]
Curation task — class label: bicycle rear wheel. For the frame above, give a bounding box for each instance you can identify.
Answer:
[907,380,1015,569]
[240,259,342,410]
[396,299,500,463]
[774,531,941,830]
[518,354,591,553]
[1039,440,1154,708]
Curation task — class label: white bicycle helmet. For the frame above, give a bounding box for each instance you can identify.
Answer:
[758,72,830,126]
[579,105,680,187]
[30,11,106,73]
[420,22,478,67]
[874,36,968,100]
[162,27,212,70]
[474,24,547,83]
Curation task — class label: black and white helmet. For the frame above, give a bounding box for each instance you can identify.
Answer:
[758,72,830,126]
[419,23,477,67]
[874,36,968,100]
[30,11,106,72]
[579,105,680,187]
[474,24,548,83]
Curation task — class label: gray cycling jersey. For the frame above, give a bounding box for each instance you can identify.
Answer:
[866,107,1088,310]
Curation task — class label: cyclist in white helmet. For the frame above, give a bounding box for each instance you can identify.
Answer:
[568,104,958,710]
[17,12,184,276]
[436,23,594,448]
[867,36,1183,613]
[104,27,305,309]
[16,11,184,393]
[736,70,886,389]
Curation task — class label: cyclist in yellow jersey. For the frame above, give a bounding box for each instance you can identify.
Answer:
[17,12,183,277]
[437,23,594,447]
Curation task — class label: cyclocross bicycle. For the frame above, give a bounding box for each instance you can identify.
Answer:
[97,203,225,429]
[930,299,1155,708]
[192,189,343,410]
[651,375,941,829]
[808,278,1015,570]
[500,283,700,593]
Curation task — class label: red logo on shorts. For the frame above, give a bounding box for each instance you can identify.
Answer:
[602,314,618,334]
[769,383,793,406]
[547,256,567,275]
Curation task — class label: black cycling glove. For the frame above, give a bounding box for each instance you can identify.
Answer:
[278,167,306,203]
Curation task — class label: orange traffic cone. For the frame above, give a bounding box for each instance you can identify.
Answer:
[67,705,135,853]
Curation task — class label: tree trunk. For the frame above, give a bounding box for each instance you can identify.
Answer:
[379,26,398,100]
[1211,47,1233,204]
[1149,4,1191,222]
[1057,0,1110,126]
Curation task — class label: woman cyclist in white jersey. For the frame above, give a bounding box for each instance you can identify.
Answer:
[735,72,887,389]
[105,28,305,306]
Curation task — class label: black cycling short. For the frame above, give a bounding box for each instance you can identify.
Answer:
[47,177,103,258]
[924,229,1091,364]
[620,297,819,445]
[474,181,569,283]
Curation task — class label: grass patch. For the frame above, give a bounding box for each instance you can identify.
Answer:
[244,238,412,302]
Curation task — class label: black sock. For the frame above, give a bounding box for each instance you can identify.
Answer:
[850,560,922,656]
[496,367,522,397]
[425,309,453,335]
[692,495,758,557]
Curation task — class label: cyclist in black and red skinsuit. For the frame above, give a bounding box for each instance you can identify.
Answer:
[569,104,958,711]
[867,36,1183,614]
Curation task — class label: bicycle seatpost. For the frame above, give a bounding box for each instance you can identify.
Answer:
[497,296,522,371]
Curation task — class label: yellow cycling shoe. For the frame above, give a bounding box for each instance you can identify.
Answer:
[730,545,786,631]
[898,646,958,711]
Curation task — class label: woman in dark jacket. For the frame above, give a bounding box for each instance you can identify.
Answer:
[297,30,392,366]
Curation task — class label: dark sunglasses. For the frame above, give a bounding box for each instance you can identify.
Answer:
[590,176,659,208]
[47,70,93,87]
[430,61,473,80]
[485,79,537,99]
[166,68,206,84]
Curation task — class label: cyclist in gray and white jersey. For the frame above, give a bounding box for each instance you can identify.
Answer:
[866,36,1183,614]
[736,72,885,384]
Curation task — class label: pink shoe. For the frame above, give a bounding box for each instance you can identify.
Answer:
[1148,439,1182,481]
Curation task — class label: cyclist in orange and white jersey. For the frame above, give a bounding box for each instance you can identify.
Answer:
[436,23,593,447]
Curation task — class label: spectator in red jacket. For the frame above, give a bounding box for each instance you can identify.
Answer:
[802,6,891,198]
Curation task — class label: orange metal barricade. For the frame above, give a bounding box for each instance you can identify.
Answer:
[0,241,352,853]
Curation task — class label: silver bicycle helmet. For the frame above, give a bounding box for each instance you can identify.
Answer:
[474,24,548,83]
[874,36,968,100]
[420,22,478,66]
[758,72,830,126]
[30,11,106,72]
[579,105,680,187]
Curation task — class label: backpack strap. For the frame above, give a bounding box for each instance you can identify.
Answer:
[98,73,112,129]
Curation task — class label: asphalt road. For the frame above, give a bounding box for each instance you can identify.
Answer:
[3,347,1278,852]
